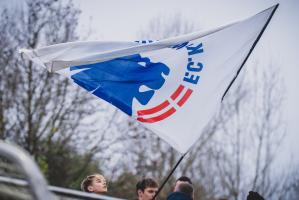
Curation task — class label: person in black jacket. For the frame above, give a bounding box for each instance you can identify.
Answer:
[167,182,194,200]
[247,191,265,200]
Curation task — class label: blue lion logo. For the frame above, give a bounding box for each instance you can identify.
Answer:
[70,54,170,115]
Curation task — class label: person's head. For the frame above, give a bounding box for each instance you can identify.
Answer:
[174,176,192,191]
[136,178,158,200]
[175,182,194,200]
[81,174,107,194]
[247,191,265,200]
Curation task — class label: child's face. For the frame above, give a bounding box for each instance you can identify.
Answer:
[88,175,107,193]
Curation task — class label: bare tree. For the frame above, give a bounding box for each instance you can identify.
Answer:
[287,167,299,200]
[0,0,113,187]
[138,13,196,40]
[198,61,288,200]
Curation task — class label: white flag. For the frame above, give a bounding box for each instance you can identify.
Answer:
[20,5,278,154]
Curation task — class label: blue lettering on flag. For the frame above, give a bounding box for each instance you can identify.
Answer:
[70,54,170,116]
[186,43,203,56]
[183,43,204,85]
[171,42,189,50]
[134,40,154,44]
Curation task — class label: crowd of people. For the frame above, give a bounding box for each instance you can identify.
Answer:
[80,173,265,200]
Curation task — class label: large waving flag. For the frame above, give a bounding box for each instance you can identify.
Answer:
[20,5,278,154]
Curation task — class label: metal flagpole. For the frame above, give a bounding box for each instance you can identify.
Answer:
[152,152,188,200]
[221,3,279,101]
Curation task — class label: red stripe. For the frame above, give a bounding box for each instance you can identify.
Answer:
[171,85,184,100]
[177,89,193,107]
[137,100,170,116]
[137,107,176,123]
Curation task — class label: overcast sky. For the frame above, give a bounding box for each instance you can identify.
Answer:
[73,0,299,163]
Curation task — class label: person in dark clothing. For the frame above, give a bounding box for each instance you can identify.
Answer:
[167,182,194,200]
[247,191,265,200]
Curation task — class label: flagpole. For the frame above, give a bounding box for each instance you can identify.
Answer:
[152,152,187,200]
[221,3,279,101]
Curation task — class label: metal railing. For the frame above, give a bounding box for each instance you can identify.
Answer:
[0,140,56,200]
[0,175,126,200]
[0,141,126,200]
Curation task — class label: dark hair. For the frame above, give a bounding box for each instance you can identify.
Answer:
[176,176,192,185]
[136,178,158,194]
[247,191,265,200]
[177,182,193,199]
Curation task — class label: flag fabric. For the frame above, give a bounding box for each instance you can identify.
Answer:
[20,5,278,154]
